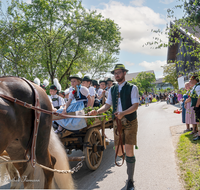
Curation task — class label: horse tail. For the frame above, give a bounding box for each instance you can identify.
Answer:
[48,128,75,189]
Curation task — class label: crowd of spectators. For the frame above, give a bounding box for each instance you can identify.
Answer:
[180,76,200,141]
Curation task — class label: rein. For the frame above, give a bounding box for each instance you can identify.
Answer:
[0,93,110,119]
[115,118,125,167]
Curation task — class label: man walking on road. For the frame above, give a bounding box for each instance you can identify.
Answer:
[89,64,139,190]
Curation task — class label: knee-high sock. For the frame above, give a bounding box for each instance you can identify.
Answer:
[126,156,136,181]
[198,124,200,131]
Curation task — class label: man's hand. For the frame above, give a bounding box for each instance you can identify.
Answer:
[114,112,124,120]
[88,110,98,116]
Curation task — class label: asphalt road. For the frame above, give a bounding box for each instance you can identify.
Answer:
[0,101,183,190]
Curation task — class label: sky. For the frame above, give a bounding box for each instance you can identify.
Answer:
[80,0,185,79]
[1,0,185,79]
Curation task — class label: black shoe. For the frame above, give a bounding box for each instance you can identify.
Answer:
[126,179,135,190]
[193,136,200,141]
[53,121,59,130]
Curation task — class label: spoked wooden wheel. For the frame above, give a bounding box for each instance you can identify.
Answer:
[83,128,103,170]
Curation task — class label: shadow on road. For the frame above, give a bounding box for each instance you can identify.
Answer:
[68,139,126,189]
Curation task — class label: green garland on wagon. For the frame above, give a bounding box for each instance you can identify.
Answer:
[84,106,113,126]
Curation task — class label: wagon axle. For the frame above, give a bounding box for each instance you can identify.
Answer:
[84,142,104,153]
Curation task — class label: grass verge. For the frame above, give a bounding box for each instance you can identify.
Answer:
[177,132,200,189]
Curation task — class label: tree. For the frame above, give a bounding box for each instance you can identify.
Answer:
[79,50,118,79]
[162,63,178,89]
[0,0,122,85]
[146,0,200,77]
[130,72,156,94]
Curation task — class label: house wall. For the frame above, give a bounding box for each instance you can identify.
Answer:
[176,37,199,75]
[155,83,174,90]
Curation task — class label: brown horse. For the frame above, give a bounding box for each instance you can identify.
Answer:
[0,76,74,189]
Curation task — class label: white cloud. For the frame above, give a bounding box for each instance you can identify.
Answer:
[25,0,32,4]
[159,0,174,4]
[139,60,166,72]
[130,0,145,7]
[95,1,168,56]
[125,61,135,66]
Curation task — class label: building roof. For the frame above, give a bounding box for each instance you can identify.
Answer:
[111,70,155,82]
[167,21,200,63]
[153,78,164,84]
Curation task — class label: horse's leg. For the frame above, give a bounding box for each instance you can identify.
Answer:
[36,149,56,189]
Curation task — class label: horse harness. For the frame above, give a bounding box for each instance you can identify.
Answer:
[0,78,41,168]
[0,77,125,168]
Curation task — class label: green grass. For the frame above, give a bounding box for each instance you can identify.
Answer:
[177,132,200,189]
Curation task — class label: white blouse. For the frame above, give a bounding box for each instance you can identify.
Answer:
[89,86,96,97]
[69,86,90,100]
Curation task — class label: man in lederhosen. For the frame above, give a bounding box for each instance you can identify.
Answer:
[190,75,200,141]
[89,64,139,190]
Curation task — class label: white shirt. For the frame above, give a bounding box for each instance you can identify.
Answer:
[106,81,140,112]
[69,86,73,92]
[194,85,200,96]
[69,86,89,100]
[89,86,96,97]
[105,89,109,98]
[98,88,103,97]
[50,94,65,108]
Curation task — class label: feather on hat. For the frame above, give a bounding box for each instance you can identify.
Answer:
[53,78,62,91]
[34,78,40,86]
[43,79,49,88]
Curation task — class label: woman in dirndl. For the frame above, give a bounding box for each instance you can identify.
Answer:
[182,82,190,127]
[55,75,92,133]
[184,82,197,134]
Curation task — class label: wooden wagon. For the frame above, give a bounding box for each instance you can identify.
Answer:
[53,113,113,171]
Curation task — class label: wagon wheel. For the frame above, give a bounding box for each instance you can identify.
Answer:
[83,128,103,170]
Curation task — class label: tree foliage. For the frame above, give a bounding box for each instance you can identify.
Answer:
[146,0,200,78]
[0,0,122,88]
[162,63,178,89]
[130,72,156,94]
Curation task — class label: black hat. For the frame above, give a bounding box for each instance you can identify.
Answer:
[69,74,82,81]
[40,84,46,90]
[106,77,114,82]
[82,76,92,82]
[92,80,98,86]
[50,84,58,90]
[99,80,107,84]
[111,64,129,74]
[59,90,65,96]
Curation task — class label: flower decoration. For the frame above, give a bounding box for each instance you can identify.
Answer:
[72,90,76,95]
